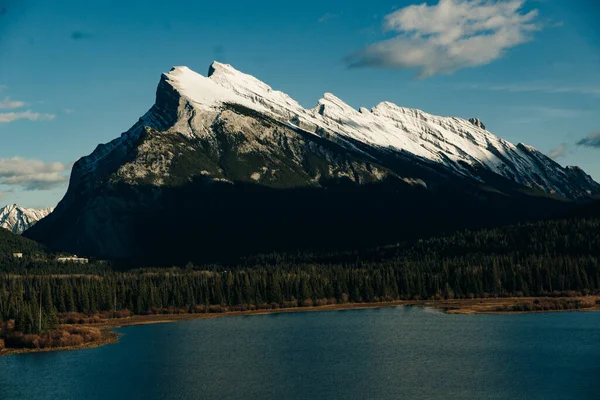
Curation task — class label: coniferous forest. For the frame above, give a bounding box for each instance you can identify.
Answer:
[2,213,600,337]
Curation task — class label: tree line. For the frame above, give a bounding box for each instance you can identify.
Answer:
[1,216,600,332]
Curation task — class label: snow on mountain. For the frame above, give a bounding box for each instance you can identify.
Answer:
[70,61,600,200]
[0,204,54,234]
[106,62,595,199]
[27,62,600,263]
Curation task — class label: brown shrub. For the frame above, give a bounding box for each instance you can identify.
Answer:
[301,299,313,307]
[59,312,89,325]
[22,334,40,349]
[114,309,132,318]
[59,334,84,347]
[314,298,328,307]
[282,299,298,308]
[192,304,207,313]
[0,338,5,350]
[77,327,102,342]
[207,304,224,313]
[37,337,52,349]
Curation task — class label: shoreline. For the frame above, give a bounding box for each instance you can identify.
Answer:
[2,296,599,357]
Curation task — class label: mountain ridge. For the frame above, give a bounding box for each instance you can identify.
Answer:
[72,62,599,200]
[25,62,600,264]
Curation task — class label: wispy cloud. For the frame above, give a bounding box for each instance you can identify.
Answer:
[0,97,26,109]
[507,105,585,125]
[63,108,75,114]
[0,157,69,191]
[318,13,340,23]
[478,83,600,97]
[0,110,56,123]
[346,0,543,77]
[548,144,568,160]
[529,106,582,119]
[577,132,600,149]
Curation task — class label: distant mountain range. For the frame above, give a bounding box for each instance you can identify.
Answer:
[0,205,54,234]
[26,62,600,265]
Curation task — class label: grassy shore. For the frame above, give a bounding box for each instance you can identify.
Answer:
[2,296,599,357]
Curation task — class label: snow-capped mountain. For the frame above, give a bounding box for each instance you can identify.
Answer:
[73,62,599,199]
[0,204,54,234]
[26,62,600,264]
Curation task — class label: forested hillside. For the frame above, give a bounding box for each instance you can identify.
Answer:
[0,228,47,260]
[2,210,600,335]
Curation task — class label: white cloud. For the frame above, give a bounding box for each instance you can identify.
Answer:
[0,97,26,109]
[346,0,542,77]
[547,144,567,160]
[0,157,69,190]
[0,110,56,123]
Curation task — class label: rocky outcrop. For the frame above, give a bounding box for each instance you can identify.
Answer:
[468,118,486,130]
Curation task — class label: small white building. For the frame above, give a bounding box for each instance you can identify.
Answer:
[12,253,23,259]
[57,255,89,264]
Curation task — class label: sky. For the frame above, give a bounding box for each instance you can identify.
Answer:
[0,0,599,208]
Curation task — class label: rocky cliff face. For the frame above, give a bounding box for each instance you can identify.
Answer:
[0,205,54,234]
[26,62,600,264]
[468,118,486,131]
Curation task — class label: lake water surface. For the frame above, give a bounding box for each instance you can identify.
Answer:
[1,307,599,400]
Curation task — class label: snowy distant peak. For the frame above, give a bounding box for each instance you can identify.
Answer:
[468,118,486,130]
[0,204,54,234]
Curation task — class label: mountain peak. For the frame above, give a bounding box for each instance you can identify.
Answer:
[0,204,54,234]
[517,143,537,152]
[73,62,600,205]
[155,63,600,200]
[207,61,236,77]
[315,93,358,117]
[468,118,486,130]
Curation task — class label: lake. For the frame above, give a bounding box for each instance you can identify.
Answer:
[1,307,599,400]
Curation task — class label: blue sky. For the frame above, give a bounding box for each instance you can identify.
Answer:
[0,0,599,208]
